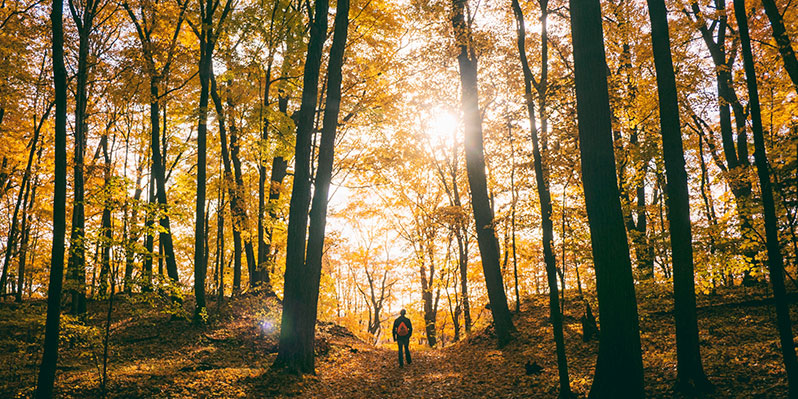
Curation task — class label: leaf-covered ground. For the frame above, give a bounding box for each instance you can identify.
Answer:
[1,286,796,398]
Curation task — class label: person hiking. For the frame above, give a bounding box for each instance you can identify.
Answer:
[392,309,413,367]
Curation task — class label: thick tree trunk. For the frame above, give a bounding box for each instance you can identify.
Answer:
[734,2,798,396]
[294,0,348,369]
[647,0,712,393]
[36,0,68,393]
[452,0,515,347]
[569,0,644,396]
[761,0,798,92]
[511,0,570,394]
[275,0,348,373]
[274,0,330,374]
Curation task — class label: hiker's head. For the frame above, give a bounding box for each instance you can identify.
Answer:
[400,309,406,316]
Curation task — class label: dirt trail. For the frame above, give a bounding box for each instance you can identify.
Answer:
[287,335,548,399]
[310,345,459,398]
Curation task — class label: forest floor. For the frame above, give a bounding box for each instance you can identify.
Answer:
[1,284,796,398]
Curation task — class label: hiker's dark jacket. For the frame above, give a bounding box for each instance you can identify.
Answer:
[392,316,413,341]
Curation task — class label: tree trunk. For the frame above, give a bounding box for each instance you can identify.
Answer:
[210,74,245,295]
[148,80,180,285]
[511,0,570,394]
[647,0,712,392]
[227,92,259,287]
[194,28,212,321]
[142,173,155,291]
[0,106,44,294]
[66,33,89,314]
[36,0,68,392]
[452,0,515,347]
[569,0,644,396]
[421,245,438,347]
[16,178,35,303]
[274,0,330,374]
[294,0,348,367]
[734,2,798,396]
[124,160,144,294]
[761,0,798,92]
[257,66,272,290]
[98,136,113,297]
[691,0,757,273]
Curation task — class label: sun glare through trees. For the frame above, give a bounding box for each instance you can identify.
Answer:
[0,0,798,397]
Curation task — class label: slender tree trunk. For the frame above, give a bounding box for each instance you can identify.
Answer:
[67,7,96,314]
[511,0,570,393]
[217,184,226,302]
[691,0,757,273]
[697,134,719,254]
[0,108,43,294]
[450,138,471,333]
[142,173,155,291]
[16,178,35,303]
[647,0,712,392]
[257,66,272,290]
[761,0,798,92]
[194,29,212,320]
[275,0,330,374]
[452,0,515,347]
[210,74,246,295]
[421,244,438,347]
[570,0,644,396]
[124,161,144,294]
[98,136,113,297]
[147,80,180,285]
[36,0,68,392]
[734,2,798,396]
[227,92,259,287]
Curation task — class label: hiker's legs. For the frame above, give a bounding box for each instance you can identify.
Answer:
[404,340,411,364]
[397,340,404,366]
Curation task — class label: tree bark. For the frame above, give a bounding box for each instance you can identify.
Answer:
[734,1,798,396]
[647,0,712,392]
[690,0,757,273]
[210,74,245,295]
[761,0,798,92]
[194,20,213,321]
[192,0,233,320]
[274,0,330,374]
[511,0,571,394]
[98,135,113,297]
[569,0,644,396]
[227,92,259,287]
[452,0,515,347]
[36,0,68,392]
[0,103,45,294]
[275,0,349,373]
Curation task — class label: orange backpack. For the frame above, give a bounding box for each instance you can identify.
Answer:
[397,321,409,337]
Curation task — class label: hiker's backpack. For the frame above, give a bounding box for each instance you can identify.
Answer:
[397,320,409,337]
